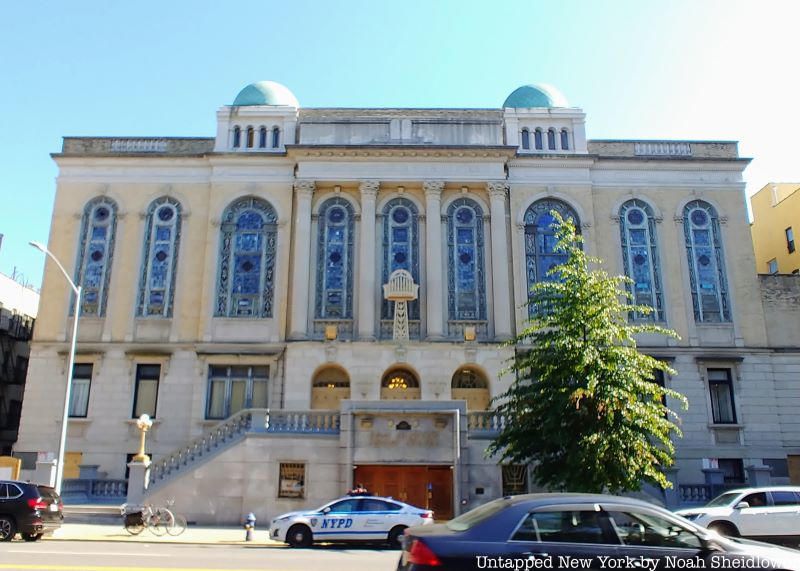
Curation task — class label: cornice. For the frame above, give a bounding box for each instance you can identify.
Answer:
[286,145,516,160]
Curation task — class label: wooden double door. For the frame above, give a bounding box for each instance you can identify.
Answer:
[354,465,453,520]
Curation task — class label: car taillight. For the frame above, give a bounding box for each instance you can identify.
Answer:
[27,498,48,511]
[407,539,442,567]
[422,511,434,519]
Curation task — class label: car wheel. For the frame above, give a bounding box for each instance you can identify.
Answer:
[708,522,739,538]
[21,533,43,542]
[387,525,407,549]
[0,516,16,542]
[286,524,312,548]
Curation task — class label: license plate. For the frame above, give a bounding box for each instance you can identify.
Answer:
[49,504,58,512]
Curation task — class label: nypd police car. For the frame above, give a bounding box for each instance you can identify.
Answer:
[269,495,434,547]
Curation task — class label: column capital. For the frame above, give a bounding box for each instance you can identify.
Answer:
[293,179,316,198]
[359,180,380,197]
[486,181,509,198]
[423,180,445,197]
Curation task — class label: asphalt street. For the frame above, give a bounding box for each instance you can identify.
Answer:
[0,540,400,571]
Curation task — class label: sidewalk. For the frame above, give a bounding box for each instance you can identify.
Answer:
[49,522,284,546]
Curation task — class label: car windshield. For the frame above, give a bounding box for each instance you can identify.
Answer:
[705,492,742,508]
[446,498,512,532]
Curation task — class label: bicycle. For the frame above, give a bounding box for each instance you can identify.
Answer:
[121,503,175,536]
[163,499,187,536]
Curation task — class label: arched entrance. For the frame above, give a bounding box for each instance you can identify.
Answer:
[380,367,421,400]
[310,366,350,410]
[451,367,490,410]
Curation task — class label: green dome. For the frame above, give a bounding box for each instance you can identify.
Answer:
[232,81,299,107]
[503,84,569,108]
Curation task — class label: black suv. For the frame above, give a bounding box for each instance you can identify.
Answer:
[0,480,63,541]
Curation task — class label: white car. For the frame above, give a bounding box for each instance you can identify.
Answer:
[676,486,800,543]
[269,495,434,547]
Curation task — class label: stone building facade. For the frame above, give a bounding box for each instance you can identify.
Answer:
[14,81,800,523]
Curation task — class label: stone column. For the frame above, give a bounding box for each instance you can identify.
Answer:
[358,181,379,341]
[488,182,512,340]
[746,464,772,487]
[126,459,151,506]
[423,181,445,340]
[663,468,681,509]
[289,180,315,339]
[34,459,57,487]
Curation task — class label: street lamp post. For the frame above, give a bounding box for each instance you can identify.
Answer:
[30,241,81,496]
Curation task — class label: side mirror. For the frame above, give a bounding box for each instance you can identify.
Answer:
[322,507,331,514]
[734,501,750,510]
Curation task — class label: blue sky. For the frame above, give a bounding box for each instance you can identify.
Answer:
[1,0,798,288]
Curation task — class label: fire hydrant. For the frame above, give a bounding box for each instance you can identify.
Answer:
[244,512,256,541]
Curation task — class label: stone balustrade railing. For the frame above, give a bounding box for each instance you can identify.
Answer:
[634,142,692,157]
[61,478,128,502]
[467,411,507,437]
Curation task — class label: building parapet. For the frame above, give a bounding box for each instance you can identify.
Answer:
[59,137,214,156]
[588,140,739,159]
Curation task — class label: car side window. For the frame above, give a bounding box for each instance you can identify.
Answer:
[512,511,610,544]
[328,499,361,513]
[361,499,397,512]
[0,483,7,500]
[742,492,768,507]
[770,491,800,506]
[609,511,702,549]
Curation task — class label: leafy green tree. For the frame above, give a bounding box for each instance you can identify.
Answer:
[488,212,687,493]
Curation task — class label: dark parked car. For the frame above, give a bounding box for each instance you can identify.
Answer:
[398,493,800,570]
[0,480,63,541]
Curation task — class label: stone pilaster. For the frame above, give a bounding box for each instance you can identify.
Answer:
[423,181,445,340]
[488,182,512,340]
[289,180,315,339]
[358,181,379,341]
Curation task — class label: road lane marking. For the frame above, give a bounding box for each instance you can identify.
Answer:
[7,550,161,556]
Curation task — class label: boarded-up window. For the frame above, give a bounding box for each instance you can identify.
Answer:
[279,463,305,498]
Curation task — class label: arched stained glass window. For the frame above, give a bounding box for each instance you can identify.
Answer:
[381,198,419,320]
[534,129,543,150]
[272,127,280,148]
[521,129,530,150]
[683,200,730,322]
[619,199,664,321]
[446,198,486,321]
[215,197,278,318]
[259,127,267,148]
[560,129,569,150]
[75,197,118,316]
[315,197,355,319]
[232,126,241,148]
[547,129,556,150]
[524,199,580,316]
[138,197,181,317]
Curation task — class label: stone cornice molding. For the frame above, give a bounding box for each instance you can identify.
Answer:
[359,180,380,197]
[287,146,516,161]
[293,179,316,198]
[423,180,445,198]
[486,181,509,198]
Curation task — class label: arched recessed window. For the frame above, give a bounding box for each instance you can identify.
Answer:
[259,127,267,148]
[272,127,280,148]
[246,127,254,148]
[451,368,490,411]
[547,129,556,150]
[521,129,530,150]
[683,200,730,322]
[138,197,181,317]
[446,198,486,322]
[316,197,355,319]
[619,199,664,321]
[560,129,569,150]
[380,368,420,400]
[215,197,278,318]
[74,197,118,316]
[311,367,350,410]
[381,198,420,321]
[232,126,241,148]
[524,199,580,315]
[534,129,543,150]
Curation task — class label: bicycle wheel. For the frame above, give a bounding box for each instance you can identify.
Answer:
[124,512,145,535]
[166,513,187,536]
[148,508,173,536]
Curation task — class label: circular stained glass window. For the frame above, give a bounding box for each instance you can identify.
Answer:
[633,253,646,265]
[698,254,711,266]
[394,251,407,264]
[691,209,708,226]
[241,260,254,272]
[392,207,409,224]
[459,252,472,264]
[157,206,174,221]
[328,207,345,223]
[94,207,109,221]
[329,251,342,263]
[456,208,473,224]
[627,209,644,225]
[155,250,168,262]
[90,249,103,262]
